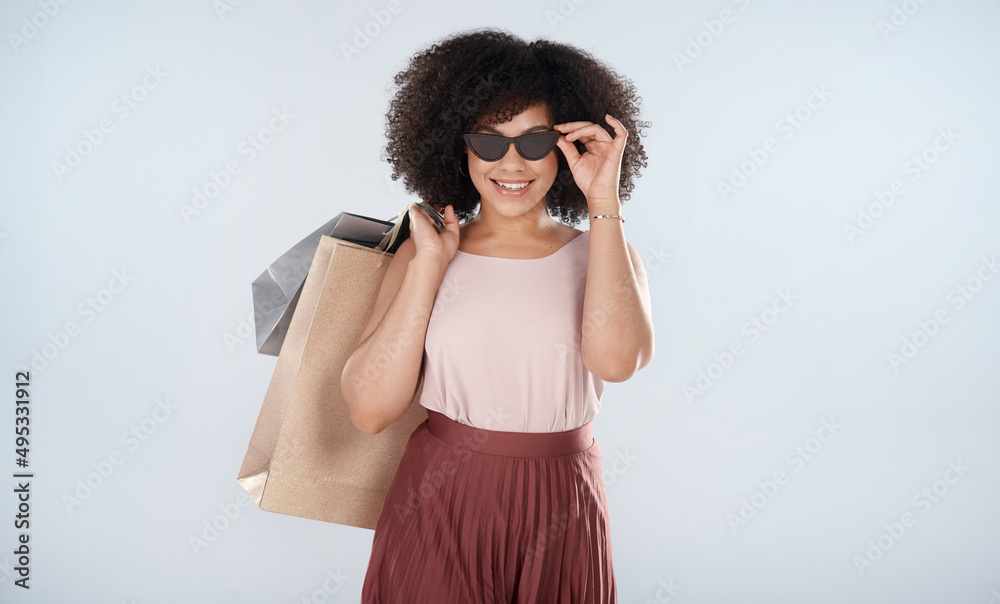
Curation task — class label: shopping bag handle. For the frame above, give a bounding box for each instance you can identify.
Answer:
[374,202,445,267]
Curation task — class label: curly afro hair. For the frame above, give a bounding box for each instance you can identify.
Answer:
[382,28,650,226]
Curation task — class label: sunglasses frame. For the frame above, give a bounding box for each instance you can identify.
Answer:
[462,130,561,162]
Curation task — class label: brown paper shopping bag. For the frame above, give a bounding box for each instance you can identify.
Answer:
[237,203,440,529]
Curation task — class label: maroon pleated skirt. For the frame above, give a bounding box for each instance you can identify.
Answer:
[361,409,617,603]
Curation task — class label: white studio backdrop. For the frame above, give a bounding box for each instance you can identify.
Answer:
[1,0,998,602]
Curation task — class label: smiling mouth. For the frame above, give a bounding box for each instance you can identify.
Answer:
[491,179,533,191]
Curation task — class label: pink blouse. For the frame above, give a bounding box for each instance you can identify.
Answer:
[418,230,604,433]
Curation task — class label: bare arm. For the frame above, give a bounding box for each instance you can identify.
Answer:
[341,204,459,434]
[579,201,654,382]
[552,115,654,382]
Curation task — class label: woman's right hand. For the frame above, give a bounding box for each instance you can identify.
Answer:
[408,202,460,269]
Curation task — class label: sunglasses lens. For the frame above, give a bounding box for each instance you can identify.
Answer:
[517,132,558,160]
[465,131,559,162]
[467,135,507,161]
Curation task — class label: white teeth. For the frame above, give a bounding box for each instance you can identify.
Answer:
[495,180,529,190]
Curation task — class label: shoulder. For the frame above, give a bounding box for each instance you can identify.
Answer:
[578,229,645,272]
[565,226,587,243]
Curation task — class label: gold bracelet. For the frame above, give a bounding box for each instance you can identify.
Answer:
[590,214,625,223]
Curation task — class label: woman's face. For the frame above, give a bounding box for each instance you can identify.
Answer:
[465,102,559,221]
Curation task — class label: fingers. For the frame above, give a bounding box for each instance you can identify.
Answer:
[604,114,629,145]
[442,204,459,232]
[555,115,622,130]
[442,206,460,253]
[443,204,458,224]
[563,124,613,143]
[408,204,428,237]
[553,121,592,131]
[555,135,582,165]
[555,116,627,145]
[410,203,458,242]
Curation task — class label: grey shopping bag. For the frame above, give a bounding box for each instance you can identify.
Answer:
[251,206,442,356]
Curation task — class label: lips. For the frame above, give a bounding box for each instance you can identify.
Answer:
[490,179,534,196]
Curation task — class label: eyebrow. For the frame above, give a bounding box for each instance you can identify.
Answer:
[472,124,550,135]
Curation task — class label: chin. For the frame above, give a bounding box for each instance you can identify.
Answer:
[484,195,545,217]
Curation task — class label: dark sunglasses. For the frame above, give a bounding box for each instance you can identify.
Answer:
[462,130,560,162]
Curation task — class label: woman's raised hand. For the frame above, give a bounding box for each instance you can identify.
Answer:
[408,202,460,269]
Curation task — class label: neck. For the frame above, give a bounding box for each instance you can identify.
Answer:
[466,200,561,240]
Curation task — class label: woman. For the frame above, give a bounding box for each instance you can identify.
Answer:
[341,28,653,603]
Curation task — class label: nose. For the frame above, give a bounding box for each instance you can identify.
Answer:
[497,141,527,165]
